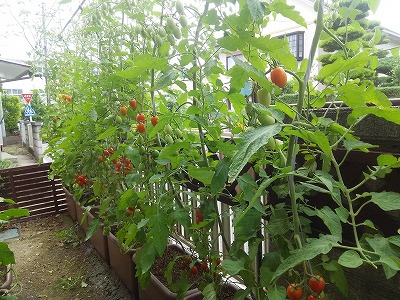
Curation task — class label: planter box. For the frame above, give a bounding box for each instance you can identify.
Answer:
[86,208,109,264]
[0,265,12,294]
[136,244,203,300]
[107,231,138,298]
[63,187,78,221]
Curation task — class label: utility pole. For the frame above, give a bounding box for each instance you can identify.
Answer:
[42,2,49,105]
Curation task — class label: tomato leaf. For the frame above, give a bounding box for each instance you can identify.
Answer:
[370,192,400,211]
[210,158,230,196]
[271,235,339,282]
[188,166,214,186]
[96,126,117,140]
[228,124,282,183]
[85,217,99,241]
[247,0,264,21]
[0,242,15,265]
[338,250,363,268]
[202,283,217,300]
[221,259,245,275]
[269,1,307,28]
[267,284,287,300]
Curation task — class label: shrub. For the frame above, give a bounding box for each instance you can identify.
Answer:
[377,86,400,98]
[1,94,21,133]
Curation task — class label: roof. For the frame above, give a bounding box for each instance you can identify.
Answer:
[0,58,32,84]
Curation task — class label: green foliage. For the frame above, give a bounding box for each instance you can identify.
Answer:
[377,86,400,98]
[1,94,21,133]
[41,0,400,299]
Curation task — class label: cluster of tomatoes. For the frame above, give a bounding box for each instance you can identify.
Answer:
[74,174,88,187]
[59,93,72,102]
[115,157,133,174]
[287,275,326,300]
[183,255,221,277]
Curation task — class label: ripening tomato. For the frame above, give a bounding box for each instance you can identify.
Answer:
[270,67,287,88]
[287,284,303,300]
[103,149,110,156]
[151,115,159,126]
[120,105,128,116]
[125,207,134,217]
[137,123,146,133]
[98,155,104,163]
[124,157,130,165]
[308,275,325,294]
[190,266,198,276]
[136,113,146,123]
[307,295,323,300]
[108,147,115,154]
[129,99,137,110]
[216,257,221,266]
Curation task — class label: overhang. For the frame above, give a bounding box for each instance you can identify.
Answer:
[0,58,31,84]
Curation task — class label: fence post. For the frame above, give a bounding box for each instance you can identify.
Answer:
[20,120,26,146]
[31,122,43,161]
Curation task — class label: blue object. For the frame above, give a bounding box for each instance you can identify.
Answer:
[24,105,35,117]
[240,81,252,96]
[0,228,20,241]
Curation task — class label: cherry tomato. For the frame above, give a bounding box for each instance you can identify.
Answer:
[108,147,115,154]
[257,88,271,107]
[124,158,131,165]
[308,275,325,293]
[137,123,146,133]
[136,113,146,123]
[287,284,303,300]
[151,115,159,126]
[200,261,208,272]
[98,155,104,163]
[129,99,137,110]
[270,67,287,88]
[120,105,128,116]
[190,266,198,276]
[125,207,134,217]
[216,257,221,266]
[103,149,110,156]
[116,161,123,169]
[195,207,203,224]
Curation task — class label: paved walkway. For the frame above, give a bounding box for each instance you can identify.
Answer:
[0,135,39,167]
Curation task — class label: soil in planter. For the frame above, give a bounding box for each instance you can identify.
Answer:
[151,246,244,300]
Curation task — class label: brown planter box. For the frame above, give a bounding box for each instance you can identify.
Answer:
[107,231,138,298]
[0,265,12,294]
[63,187,77,221]
[136,244,203,300]
[86,208,109,264]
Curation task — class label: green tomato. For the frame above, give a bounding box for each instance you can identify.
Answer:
[174,128,183,138]
[258,114,275,126]
[135,24,142,35]
[245,103,253,116]
[116,115,123,124]
[257,88,271,108]
[165,134,174,144]
[158,27,167,37]
[165,124,173,135]
[179,15,188,27]
[166,17,175,31]
[172,26,181,39]
[176,0,184,14]
[167,34,176,46]
[154,35,163,46]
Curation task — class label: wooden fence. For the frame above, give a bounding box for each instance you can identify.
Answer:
[0,163,66,220]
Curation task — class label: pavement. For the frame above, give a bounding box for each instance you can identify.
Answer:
[0,135,42,167]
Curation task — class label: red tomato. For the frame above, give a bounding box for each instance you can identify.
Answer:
[103,149,110,156]
[116,161,123,169]
[216,257,221,266]
[98,155,104,163]
[287,284,303,300]
[151,115,159,126]
[308,275,325,294]
[129,99,137,110]
[136,113,146,123]
[307,295,323,300]
[125,207,134,217]
[120,105,128,116]
[190,266,198,276]
[108,147,115,154]
[124,158,130,165]
[200,261,208,272]
[270,67,287,88]
[137,123,146,133]
[195,207,203,224]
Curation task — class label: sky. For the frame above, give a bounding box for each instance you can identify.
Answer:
[0,0,399,61]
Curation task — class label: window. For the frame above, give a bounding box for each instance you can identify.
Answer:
[226,53,244,70]
[4,89,23,95]
[277,31,304,61]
